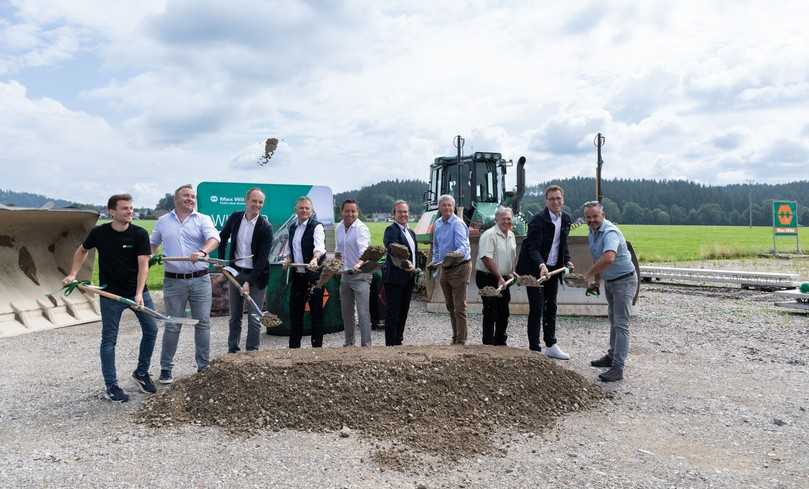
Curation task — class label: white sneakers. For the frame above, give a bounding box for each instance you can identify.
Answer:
[544,344,570,360]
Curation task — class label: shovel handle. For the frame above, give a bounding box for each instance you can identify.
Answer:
[496,277,515,292]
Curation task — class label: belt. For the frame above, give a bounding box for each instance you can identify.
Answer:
[165,269,209,280]
[445,259,470,269]
[606,271,635,283]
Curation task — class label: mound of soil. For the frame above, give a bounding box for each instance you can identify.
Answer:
[137,346,603,469]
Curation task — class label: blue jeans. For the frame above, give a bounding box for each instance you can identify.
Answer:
[160,275,212,371]
[604,274,637,369]
[99,290,159,387]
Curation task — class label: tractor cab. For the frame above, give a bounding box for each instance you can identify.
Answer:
[424,152,524,230]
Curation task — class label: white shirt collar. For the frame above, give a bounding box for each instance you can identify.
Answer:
[243,213,259,224]
[171,209,198,222]
[296,218,309,227]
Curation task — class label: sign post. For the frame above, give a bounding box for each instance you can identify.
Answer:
[771,200,800,254]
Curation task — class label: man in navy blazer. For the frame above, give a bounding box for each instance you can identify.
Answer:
[217,188,273,353]
[515,184,574,360]
[382,200,418,346]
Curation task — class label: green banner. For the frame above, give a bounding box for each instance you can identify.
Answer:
[197,182,342,336]
[772,200,798,235]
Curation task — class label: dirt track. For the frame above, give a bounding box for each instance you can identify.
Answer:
[1,279,807,488]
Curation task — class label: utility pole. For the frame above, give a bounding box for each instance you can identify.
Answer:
[594,133,606,202]
[747,179,754,228]
[453,135,465,205]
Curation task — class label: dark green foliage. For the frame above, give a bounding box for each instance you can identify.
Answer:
[334,180,427,219]
[523,178,809,226]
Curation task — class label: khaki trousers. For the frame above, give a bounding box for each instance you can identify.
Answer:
[439,261,471,344]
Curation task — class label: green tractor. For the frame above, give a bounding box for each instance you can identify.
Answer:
[415,136,614,315]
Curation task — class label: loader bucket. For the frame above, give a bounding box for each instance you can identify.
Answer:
[424,235,640,316]
[0,207,100,338]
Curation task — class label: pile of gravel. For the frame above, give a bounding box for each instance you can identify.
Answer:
[137,346,603,469]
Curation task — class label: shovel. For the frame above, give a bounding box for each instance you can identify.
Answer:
[62,281,199,325]
[478,277,515,297]
[153,254,253,267]
[220,266,281,329]
[515,267,569,287]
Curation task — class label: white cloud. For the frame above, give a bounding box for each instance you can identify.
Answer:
[3,0,809,206]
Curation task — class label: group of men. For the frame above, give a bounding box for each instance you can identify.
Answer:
[65,183,635,403]
[459,185,637,383]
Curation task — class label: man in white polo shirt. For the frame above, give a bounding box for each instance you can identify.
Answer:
[150,184,220,383]
[475,206,517,346]
[335,199,372,347]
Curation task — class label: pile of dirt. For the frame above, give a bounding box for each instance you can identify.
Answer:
[136,346,603,469]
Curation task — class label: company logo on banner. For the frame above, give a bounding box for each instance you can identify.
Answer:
[196,182,334,230]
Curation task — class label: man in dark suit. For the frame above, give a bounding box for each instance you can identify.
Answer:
[516,184,574,360]
[217,188,273,353]
[382,200,418,346]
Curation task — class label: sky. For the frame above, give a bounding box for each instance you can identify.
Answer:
[2,0,808,207]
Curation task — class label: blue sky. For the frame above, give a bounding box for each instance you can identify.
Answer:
[2,0,808,206]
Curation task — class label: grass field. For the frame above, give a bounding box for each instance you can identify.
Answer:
[570,224,807,262]
[95,220,806,290]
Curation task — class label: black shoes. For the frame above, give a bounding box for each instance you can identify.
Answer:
[158,370,174,385]
[590,354,613,368]
[105,384,130,403]
[598,367,624,382]
[132,371,157,394]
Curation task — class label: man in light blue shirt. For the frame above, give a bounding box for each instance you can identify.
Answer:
[431,194,472,345]
[150,184,220,384]
[583,201,637,382]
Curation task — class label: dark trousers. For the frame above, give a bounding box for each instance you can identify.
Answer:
[475,271,510,346]
[370,275,383,329]
[383,282,412,346]
[526,264,561,351]
[289,272,324,348]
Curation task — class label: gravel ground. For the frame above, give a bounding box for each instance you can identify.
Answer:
[1,270,808,488]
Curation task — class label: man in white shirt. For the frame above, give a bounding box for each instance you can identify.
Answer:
[150,184,220,383]
[475,206,517,346]
[217,188,273,353]
[335,199,372,347]
[283,196,327,348]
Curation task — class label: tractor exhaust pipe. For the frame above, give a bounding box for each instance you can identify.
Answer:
[512,156,526,214]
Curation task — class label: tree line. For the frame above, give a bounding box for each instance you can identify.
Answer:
[522,177,809,226]
[333,179,427,219]
[5,178,809,226]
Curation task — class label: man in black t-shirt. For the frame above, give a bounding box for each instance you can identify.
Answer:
[64,194,157,403]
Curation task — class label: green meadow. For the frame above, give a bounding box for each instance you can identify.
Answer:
[93,220,805,290]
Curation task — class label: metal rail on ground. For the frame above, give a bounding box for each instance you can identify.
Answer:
[773,289,809,313]
[640,266,799,290]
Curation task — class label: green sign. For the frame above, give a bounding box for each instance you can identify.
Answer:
[197,181,334,230]
[772,200,798,235]
[196,181,342,336]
